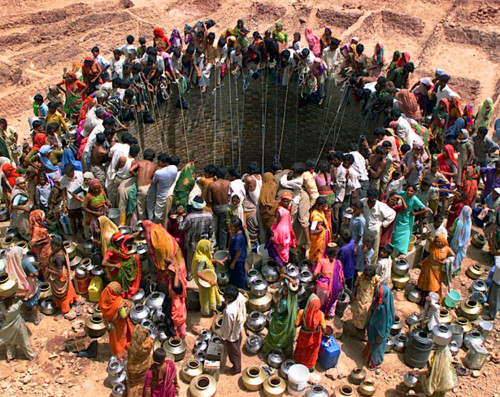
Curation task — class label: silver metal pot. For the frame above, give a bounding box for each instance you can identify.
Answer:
[391,315,404,335]
[75,265,87,278]
[449,341,460,356]
[40,297,57,315]
[250,278,268,298]
[152,308,165,324]
[246,269,261,288]
[245,334,263,355]
[464,329,485,351]
[406,312,420,327]
[471,279,487,294]
[216,272,230,287]
[478,319,493,338]
[145,291,166,311]
[407,287,421,304]
[385,337,395,353]
[392,333,408,353]
[107,358,124,377]
[82,240,93,257]
[129,304,150,324]
[193,340,208,354]
[131,288,146,304]
[403,372,418,389]
[449,324,464,348]
[245,311,267,333]
[432,323,452,346]
[267,348,286,368]
[0,208,10,222]
[261,265,279,283]
[156,324,168,342]
[299,269,313,284]
[279,359,295,380]
[111,383,125,397]
[198,329,212,342]
[285,264,299,279]
[118,226,133,235]
[393,258,410,276]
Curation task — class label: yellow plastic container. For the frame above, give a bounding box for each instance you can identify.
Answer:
[88,276,103,303]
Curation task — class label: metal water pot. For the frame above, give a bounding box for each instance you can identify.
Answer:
[393,258,410,276]
[279,359,295,380]
[247,269,261,288]
[245,311,267,333]
[464,329,485,351]
[267,348,286,368]
[250,278,268,297]
[193,340,208,354]
[131,288,146,304]
[129,304,150,324]
[216,271,230,287]
[432,323,452,346]
[285,264,299,279]
[471,279,487,294]
[145,291,166,311]
[245,334,264,355]
[261,265,279,283]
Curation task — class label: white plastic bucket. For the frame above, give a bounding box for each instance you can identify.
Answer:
[213,250,230,273]
[287,364,309,396]
[256,244,269,264]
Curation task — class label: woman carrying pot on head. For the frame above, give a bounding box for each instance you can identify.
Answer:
[313,245,344,317]
[192,239,222,316]
[46,236,79,314]
[101,232,141,299]
[364,284,395,370]
[99,281,134,358]
[293,293,327,370]
[126,325,154,397]
[262,282,298,358]
[143,348,180,397]
[5,247,42,325]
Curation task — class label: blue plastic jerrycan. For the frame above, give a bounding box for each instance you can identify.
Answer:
[319,335,341,370]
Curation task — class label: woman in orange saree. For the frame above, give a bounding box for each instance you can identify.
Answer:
[309,197,332,266]
[417,234,454,301]
[126,325,153,397]
[99,281,134,358]
[29,210,52,277]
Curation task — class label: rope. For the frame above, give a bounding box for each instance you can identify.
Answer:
[238,73,248,169]
[294,82,299,162]
[176,81,190,162]
[213,85,217,163]
[317,77,335,153]
[199,88,208,159]
[274,69,279,160]
[261,69,269,174]
[228,71,234,167]
[277,82,290,160]
[234,76,240,168]
[332,88,351,150]
[219,84,224,165]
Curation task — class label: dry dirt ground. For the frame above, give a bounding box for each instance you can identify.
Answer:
[1,0,500,395]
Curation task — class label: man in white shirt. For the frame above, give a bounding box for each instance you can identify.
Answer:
[435,74,459,105]
[110,49,124,80]
[61,163,84,240]
[106,133,131,206]
[361,188,396,263]
[279,162,305,209]
[149,154,178,222]
[119,35,135,58]
[281,49,297,86]
[328,151,346,235]
[343,154,361,210]
[221,285,246,375]
[91,46,110,82]
[348,143,369,198]
[322,38,341,77]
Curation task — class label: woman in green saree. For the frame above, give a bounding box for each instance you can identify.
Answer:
[262,283,298,357]
[172,162,196,211]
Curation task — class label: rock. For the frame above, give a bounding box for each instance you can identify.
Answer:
[48,353,58,360]
[119,0,134,8]
[21,375,31,384]
[472,370,481,378]
[55,377,65,385]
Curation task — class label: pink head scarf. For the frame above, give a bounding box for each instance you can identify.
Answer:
[305,28,321,57]
[270,207,297,263]
[6,247,37,299]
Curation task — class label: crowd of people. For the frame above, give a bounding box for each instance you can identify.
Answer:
[0,17,499,397]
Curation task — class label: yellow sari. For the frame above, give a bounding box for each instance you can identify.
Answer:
[191,240,222,315]
[309,209,331,264]
[99,215,119,256]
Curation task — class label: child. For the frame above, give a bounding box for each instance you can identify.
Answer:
[137,37,147,58]
[424,214,447,257]
[375,244,393,285]
[33,94,48,125]
[423,159,449,215]
[419,291,440,331]
[292,32,302,51]
[349,202,366,272]
[337,229,356,291]
[35,172,51,215]
[384,169,404,199]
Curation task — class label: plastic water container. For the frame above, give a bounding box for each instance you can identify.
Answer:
[256,244,269,264]
[108,208,121,226]
[319,335,341,370]
[88,276,103,302]
[444,289,461,308]
[287,364,309,396]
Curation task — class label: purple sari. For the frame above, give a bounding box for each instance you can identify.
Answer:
[143,360,176,397]
[314,258,344,317]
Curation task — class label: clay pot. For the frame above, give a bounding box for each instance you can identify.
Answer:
[279,359,295,380]
[163,337,187,362]
[85,315,107,338]
[245,334,264,355]
[189,375,216,397]
[390,315,404,335]
[246,311,267,333]
[39,297,57,315]
[129,304,151,324]
[181,359,203,383]
[263,375,286,397]
[241,366,266,391]
[439,308,453,324]
[267,349,286,368]
[459,299,482,321]
[391,274,410,289]
[38,282,52,300]
[248,292,273,312]
[305,385,329,397]
[358,379,376,396]
[349,367,366,385]
[250,278,269,297]
[466,264,483,280]
[336,385,354,396]
[432,323,452,346]
[0,272,18,298]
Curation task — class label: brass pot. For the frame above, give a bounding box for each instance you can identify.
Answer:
[64,240,77,259]
[39,281,52,300]
[241,366,266,391]
[0,272,18,298]
[459,299,482,321]
[211,313,223,335]
[1,236,17,249]
[455,317,473,333]
[336,385,354,396]
[85,315,107,338]
[189,375,216,397]
[248,292,273,312]
[163,336,187,362]
[391,274,410,290]
[439,308,453,324]
[466,264,483,280]
[471,234,486,249]
[349,367,366,385]
[358,379,376,396]
[15,240,28,252]
[263,375,286,397]
[181,359,203,383]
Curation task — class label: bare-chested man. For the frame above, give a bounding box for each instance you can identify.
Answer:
[207,166,230,249]
[90,132,109,187]
[129,148,157,220]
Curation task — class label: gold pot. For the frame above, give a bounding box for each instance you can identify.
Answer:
[84,315,107,338]
[439,308,453,324]
[358,379,376,396]
[181,359,203,383]
[211,313,223,335]
[349,367,366,385]
[391,274,410,290]
[0,272,18,298]
[455,317,473,333]
[471,234,486,249]
[94,303,102,315]
[189,375,216,397]
[263,375,286,397]
[459,299,482,321]
[163,336,187,362]
[248,292,273,312]
[466,264,483,280]
[39,282,52,300]
[1,236,18,249]
[64,241,77,259]
[15,240,28,253]
[241,366,266,391]
[336,384,354,397]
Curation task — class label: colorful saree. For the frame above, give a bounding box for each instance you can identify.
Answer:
[172,162,195,211]
[309,209,331,264]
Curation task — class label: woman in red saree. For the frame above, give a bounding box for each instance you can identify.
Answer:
[29,210,52,277]
[437,144,458,215]
[293,294,326,369]
[266,206,297,266]
[167,262,187,338]
[102,232,141,299]
[1,163,19,205]
[99,281,134,358]
[153,28,171,52]
[143,348,179,397]
[57,71,87,118]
